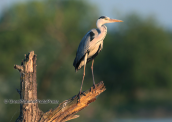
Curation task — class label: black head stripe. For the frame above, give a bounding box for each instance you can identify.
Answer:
[98,16,106,19]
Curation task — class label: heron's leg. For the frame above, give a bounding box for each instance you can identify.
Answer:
[78,53,87,102]
[91,59,96,92]
[79,64,85,95]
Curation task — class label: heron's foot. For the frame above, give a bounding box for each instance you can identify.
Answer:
[77,91,86,103]
[93,84,96,93]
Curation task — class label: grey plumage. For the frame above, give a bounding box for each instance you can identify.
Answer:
[73,27,106,72]
[73,16,123,101]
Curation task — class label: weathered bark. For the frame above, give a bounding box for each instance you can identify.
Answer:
[14,51,43,122]
[14,51,106,122]
[39,81,105,122]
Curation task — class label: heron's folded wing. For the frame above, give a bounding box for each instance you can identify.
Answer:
[73,29,99,67]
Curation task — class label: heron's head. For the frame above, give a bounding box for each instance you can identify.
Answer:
[96,16,123,27]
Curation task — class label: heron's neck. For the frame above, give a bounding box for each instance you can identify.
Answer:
[96,20,107,32]
[96,24,107,33]
[96,20,103,29]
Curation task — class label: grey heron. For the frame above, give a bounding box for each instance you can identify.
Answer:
[73,16,123,100]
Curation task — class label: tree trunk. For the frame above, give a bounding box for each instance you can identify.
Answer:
[14,51,106,122]
[14,51,43,122]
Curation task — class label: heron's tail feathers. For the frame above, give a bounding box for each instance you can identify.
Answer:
[73,58,78,72]
[73,58,77,67]
[75,68,78,72]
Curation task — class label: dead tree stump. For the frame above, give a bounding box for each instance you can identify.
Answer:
[14,51,106,122]
[14,51,43,122]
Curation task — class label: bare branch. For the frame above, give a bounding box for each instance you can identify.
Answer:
[14,51,106,122]
[14,65,23,72]
[40,81,106,122]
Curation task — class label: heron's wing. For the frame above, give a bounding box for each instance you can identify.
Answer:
[73,28,100,70]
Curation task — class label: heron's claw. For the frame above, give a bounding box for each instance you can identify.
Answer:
[93,84,96,93]
[81,91,86,96]
[77,91,86,103]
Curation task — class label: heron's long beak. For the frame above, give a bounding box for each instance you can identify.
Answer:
[109,19,123,22]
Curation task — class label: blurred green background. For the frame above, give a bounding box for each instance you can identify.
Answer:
[0,0,172,122]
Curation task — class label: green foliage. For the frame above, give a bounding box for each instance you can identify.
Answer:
[0,1,98,121]
[1,1,172,121]
[94,14,172,114]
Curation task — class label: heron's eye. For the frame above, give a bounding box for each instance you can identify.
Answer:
[105,18,108,20]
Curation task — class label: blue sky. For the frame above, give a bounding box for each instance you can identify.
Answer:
[89,0,172,29]
[0,0,172,29]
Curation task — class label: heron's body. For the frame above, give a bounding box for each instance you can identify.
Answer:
[73,25,107,71]
[73,16,123,101]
